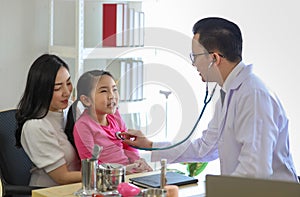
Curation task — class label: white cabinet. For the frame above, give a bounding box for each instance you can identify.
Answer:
[48,0,145,114]
[48,0,143,81]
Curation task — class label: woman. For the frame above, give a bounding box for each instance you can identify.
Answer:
[15,54,81,187]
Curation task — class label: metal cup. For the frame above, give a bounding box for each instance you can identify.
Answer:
[97,163,125,192]
[81,158,98,195]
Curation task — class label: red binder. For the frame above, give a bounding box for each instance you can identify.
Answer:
[102,3,124,47]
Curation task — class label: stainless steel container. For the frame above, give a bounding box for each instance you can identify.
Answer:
[97,163,125,192]
[81,158,98,195]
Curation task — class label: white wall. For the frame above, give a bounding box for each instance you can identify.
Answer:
[1,0,299,173]
[141,0,300,173]
[0,0,49,110]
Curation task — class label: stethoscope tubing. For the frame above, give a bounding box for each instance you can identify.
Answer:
[129,82,217,151]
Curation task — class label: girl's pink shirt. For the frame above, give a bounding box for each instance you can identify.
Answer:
[73,109,140,165]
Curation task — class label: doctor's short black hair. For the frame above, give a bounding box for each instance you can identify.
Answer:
[193,17,242,63]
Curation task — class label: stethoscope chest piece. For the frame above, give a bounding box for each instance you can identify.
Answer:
[115,131,125,140]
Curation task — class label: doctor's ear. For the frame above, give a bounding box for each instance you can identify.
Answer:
[212,54,217,62]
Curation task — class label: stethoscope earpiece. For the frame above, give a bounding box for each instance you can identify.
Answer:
[208,58,217,69]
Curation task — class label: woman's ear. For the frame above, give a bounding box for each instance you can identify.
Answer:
[79,95,91,107]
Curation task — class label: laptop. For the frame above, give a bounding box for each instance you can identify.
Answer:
[205,174,300,197]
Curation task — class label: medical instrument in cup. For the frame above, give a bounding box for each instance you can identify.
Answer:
[115,60,217,151]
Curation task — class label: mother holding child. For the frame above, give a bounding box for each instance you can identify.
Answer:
[15,54,151,187]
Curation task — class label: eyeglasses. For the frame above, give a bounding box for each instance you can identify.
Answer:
[189,52,225,64]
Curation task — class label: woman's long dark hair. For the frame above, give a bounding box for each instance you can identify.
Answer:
[15,54,69,148]
[64,70,114,149]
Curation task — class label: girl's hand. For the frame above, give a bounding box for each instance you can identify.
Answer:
[126,158,153,174]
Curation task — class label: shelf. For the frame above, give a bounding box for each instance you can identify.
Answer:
[49,45,144,59]
[49,0,143,78]
[75,0,142,2]
[82,47,144,59]
[49,0,145,114]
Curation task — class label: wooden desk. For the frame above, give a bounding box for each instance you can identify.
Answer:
[32,183,81,197]
[32,172,205,197]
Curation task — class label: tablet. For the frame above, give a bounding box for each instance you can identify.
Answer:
[129,171,198,188]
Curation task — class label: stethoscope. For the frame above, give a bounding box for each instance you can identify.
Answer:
[116,61,217,151]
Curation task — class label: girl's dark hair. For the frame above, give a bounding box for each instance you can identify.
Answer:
[64,70,114,148]
[192,17,243,63]
[15,54,69,148]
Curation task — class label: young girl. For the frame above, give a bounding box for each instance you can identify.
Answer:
[15,54,81,187]
[65,70,152,173]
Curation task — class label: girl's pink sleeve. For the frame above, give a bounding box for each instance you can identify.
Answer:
[73,121,94,160]
[123,141,140,163]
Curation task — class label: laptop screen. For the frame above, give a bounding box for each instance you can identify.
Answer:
[205,175,300,197]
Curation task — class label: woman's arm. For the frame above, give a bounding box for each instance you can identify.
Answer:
[21,118,82,186]
[48,164,81,185]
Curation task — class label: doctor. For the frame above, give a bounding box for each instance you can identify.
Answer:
[123,17,299,182]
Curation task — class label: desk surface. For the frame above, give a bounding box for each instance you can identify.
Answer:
[32,171,205,197]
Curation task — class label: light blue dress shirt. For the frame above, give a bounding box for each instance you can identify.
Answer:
[151,62,298,182]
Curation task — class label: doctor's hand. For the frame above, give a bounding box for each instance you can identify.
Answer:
[122,129,153,149]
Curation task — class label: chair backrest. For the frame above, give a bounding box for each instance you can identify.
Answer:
[0,109,32,186]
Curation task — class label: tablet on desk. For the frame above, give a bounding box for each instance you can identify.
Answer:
[129,171,198,188]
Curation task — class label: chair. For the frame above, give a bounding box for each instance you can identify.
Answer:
[0,109,41,197]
